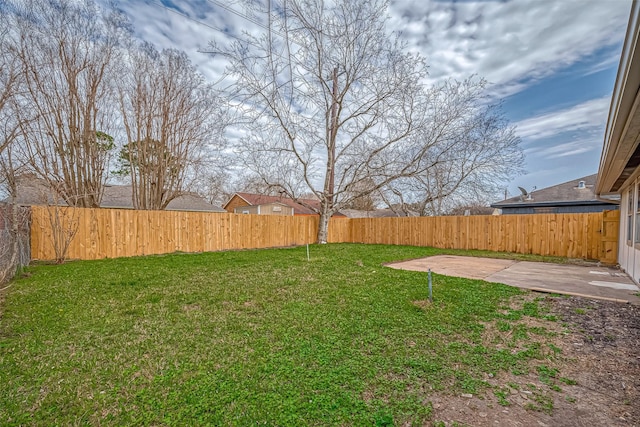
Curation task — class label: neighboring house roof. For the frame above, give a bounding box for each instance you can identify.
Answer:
[597,1,640,195]
[447,206,498,216]
[166,193,226,212]
[11,176,225,212]
[101,186,226,212]
[224,192,346,217]
[6,175,54,206]
[491,174,618,209]
[339,208,417,218]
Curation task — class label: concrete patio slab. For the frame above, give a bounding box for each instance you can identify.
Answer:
[386,255,517,280]
[386,255,640,304]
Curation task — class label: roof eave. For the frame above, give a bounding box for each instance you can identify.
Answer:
[596,1,640,195]
[490,200,618,209]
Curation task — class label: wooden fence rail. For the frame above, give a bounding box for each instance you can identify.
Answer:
[31,207,327,261]
[29,206,619,263]
[350,211,619,263]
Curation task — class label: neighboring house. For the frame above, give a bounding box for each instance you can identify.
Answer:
[235,202,294,216]
[11,175,226,212]
[447,206,499,216]
[100,185,226,212]
[491,174,619,215]
[596,1,640,281]
[223,192,346,217]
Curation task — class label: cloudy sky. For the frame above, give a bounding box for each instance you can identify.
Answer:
[115,0,632,198]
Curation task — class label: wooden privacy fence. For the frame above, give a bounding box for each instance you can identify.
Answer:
[30,206,619,263]
[30,206,350,261]
[350,211,619,264]
[600,210,620,264]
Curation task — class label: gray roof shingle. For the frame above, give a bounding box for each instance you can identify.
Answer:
[491,174,616,208]
[11,176,225,212]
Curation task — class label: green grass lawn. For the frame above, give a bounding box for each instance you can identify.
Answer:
[0,244,562,426]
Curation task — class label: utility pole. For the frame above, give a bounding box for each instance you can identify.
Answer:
[326,66,339,208]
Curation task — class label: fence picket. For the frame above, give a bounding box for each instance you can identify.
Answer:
[29,207,619,264]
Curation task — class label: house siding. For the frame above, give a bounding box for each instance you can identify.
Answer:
[618,181,640,284]
[234,203,294,216]
[224,193,348,218]
[236,205,258,214]
[255,203,293,216]
[224,195,249,213]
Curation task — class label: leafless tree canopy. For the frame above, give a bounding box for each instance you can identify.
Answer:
[215,0,435,242]
[0,11,20,158]
[117,45,220,210]
[342,178,380,211]
[379,79,524,216]
[5,0,129,207]
[1,0,227,212]
[213,0,523,241]
[0,0,523,252]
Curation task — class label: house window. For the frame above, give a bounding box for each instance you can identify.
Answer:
[242,210,250,214]
[628,188,634,245]
[635,184,640,245]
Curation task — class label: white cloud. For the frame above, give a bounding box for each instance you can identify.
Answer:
[388,0,630,96]
[92,0,631,196]
[113,0,265,82]
[109,0,630,191]
[514,96,610,141]
[113,0,630,99]
[528,139,600,159]
[581,52,623,77]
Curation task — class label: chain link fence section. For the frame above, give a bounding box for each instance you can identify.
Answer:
[0,204,30,285]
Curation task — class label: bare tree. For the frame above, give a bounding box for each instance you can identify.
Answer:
[192,169,282,207]
[379,79,524,216]
[6,0,128,207]
[214,0,432,242]
[0,9,29,283]
[117,44,222,210]
[0,10,20,157]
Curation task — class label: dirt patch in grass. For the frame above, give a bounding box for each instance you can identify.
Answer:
[182,303,201,312]
[431,295,640,426]
[412,299,432,309]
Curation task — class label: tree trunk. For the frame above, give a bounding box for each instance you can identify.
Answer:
[317,210,330,244]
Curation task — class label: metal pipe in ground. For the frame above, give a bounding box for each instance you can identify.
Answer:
[428,268,433,302]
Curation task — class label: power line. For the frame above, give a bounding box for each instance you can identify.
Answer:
[147,0,302,57]
[148,0,295,43]
[147,0,258,47]
[206,0,288,40]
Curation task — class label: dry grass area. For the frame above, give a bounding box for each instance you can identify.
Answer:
[430,295,640,426]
